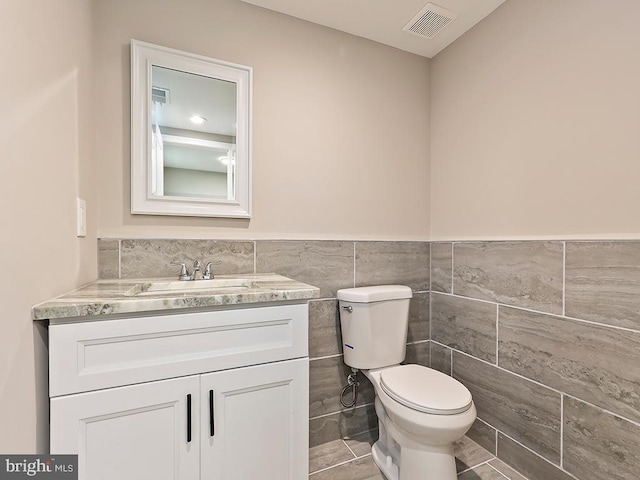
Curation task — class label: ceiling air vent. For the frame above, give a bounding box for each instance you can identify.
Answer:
[403,2,458,39]
[152,86,170,105]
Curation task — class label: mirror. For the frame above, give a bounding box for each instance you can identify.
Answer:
[131,40,252,217]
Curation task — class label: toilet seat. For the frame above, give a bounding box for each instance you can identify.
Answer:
[379,364,472,415]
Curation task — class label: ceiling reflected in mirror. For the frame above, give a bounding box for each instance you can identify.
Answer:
[151,66,237,137]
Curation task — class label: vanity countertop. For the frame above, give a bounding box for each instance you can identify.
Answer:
[32,273,320,321]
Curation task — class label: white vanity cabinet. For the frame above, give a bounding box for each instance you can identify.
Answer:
[51,375,201,480]
[200,359,308,480]
[48,303,309,480]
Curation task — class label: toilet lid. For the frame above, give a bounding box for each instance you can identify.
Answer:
[380,364,473,415]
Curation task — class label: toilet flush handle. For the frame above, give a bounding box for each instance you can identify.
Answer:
[342,306,353,313]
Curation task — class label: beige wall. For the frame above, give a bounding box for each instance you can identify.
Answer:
[0,0,96,452]
[430,0,640,240]
[94,0,430,241]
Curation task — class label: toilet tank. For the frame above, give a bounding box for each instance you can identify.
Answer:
[337,285,412,370]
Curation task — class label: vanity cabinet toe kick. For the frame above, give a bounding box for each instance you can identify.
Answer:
[48,303,310,480]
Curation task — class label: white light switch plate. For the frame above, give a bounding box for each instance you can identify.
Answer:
[76,198,86,237]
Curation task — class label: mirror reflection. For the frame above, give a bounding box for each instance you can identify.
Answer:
[151,66,237,200]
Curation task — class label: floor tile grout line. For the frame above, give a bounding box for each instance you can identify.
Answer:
[341,439,358,459]
[486,462,512,480]
[353,451,373,460]
[457,458,495,476]
[309,453,373,476]
[489,460,533,480]
[308,454,365,476]
[489,459,533,480]
[309,435,531,480]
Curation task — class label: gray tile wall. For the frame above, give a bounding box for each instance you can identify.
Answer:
[432,240,640,480]
[99,238,640,480]
[98,238,431,448]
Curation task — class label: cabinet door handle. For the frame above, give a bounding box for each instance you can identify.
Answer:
[187,393,192,443]
[209,389,215,437]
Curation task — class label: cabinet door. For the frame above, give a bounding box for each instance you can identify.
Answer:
[201,358,309,480]
[51,375,200,480]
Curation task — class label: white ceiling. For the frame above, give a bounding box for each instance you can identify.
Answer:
[240,0,506,58]
[152,66,237,136]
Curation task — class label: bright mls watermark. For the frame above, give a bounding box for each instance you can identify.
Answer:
[0,456,77,479]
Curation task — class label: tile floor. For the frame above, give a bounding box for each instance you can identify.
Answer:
[309,430,528,480]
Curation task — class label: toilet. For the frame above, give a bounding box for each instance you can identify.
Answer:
[337,285,476,480]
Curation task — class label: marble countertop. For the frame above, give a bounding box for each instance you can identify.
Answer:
[32,273,320,321]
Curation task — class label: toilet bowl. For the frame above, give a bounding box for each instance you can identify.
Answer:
[364,365,476,480]
[337,286,476,480]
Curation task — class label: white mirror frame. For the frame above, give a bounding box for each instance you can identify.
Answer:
[131,40,252,218]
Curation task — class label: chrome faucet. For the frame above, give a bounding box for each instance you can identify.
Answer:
[170,262,191,280]
[203,260,222,280]
[171,259,220,281]
[191,259,202,280]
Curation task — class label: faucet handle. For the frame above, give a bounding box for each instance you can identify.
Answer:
[203,260,222,280]
[170,262,191,281]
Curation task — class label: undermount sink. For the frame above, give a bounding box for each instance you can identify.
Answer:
[125,278,257,297]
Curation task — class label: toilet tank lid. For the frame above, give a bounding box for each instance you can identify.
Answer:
[337,285,412,303]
